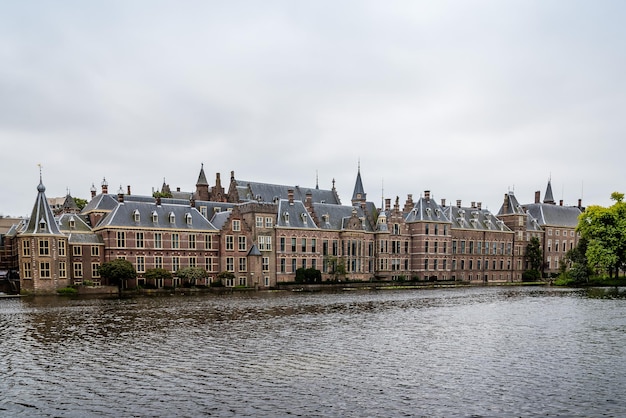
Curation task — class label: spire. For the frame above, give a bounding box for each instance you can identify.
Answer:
[24,170,63,235]
[196,163,209,186]
[544,178,555,204]
[351,162,366,205]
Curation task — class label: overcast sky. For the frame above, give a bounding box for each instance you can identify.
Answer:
[1,1,624,217]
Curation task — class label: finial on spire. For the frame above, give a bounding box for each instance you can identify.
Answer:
[316,170,319,189]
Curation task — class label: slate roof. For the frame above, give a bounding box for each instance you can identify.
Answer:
[497,192,525,216]
[235,180,340,205]
[210,210,232,230]
[82,193,120,215]
[405,197,450,223]
[311,202,375,231]
[276,200,318,229]
[522,203,582,228]
[95,200,217,231]
[445,206,512,232]
[351,169,366,202]
[23,180,63,235]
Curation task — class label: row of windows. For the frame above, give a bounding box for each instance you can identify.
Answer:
[116,232,214,250]
[451,240,512,255]
[21,261,100,279]
[22,240,101,257]
[132,256,219,273]
[255,216,274,228]
[547,240,575,252]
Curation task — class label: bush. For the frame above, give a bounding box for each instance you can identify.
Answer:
[57,287,78,295]
[522,270,541,282]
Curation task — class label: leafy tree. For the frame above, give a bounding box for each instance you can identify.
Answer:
[98,259,136,289]
[295,267,322,283]
[144,268,172,283]
[216,271,235,287]
[177,267,208,286]
[562,236,593,283]
[577,192,626,278]
[73,197,88,210]
[525,236,543,274]
[153,191,172,199]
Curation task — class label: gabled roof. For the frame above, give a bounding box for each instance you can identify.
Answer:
[446,206,511,232]
[311,202,374,231]
[276,200,317,229]
[82,193,120,214]
[405,197,450,223]
[95,200,217,231]
[497,192,525,216]
[523,203,581,228]
[235,180,340,205]
[23,179,63,235]
[210,210,232,230]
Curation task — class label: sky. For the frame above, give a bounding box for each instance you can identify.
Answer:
[1,0,625,217]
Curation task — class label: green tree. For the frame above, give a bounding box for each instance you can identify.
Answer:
[216,271,235,287]
[577,192,626,278]
[73,197,88,210]
[525,236,543,276]
[563,236,593,283]
[144,267,172,286]
[98,259,137,289]
[177,266,208,286]
[295,267,322,283]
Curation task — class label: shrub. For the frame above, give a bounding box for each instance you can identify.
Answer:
[57,287,78,295]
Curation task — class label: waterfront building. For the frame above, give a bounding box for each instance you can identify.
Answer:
[0,165,586,293]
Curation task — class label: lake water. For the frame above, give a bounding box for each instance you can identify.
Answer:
[1,286,626,417]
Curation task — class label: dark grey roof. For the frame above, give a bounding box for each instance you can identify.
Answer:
[311,202,374,231]
[248,244,261,256]
[210,210,231,230]
[445,206,511,232]
[235,180,341,205]
[523,203,581,228]
[82,193,120,214]
[351,169,366,202]
[276,200,318,229]
[95,200,217,231]
[196,164,209,186]
[23,180,63,235]
[497,192,525,215]
[544,180,555,204]
[57,213,93,233]
[405,197,450,223]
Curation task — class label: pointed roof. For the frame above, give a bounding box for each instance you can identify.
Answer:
[351,165,366,203]
[23,177,63,235]
[544,179,555,204]
[196,163,209,186]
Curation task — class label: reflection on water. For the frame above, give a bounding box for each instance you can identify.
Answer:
[1,287,626,417]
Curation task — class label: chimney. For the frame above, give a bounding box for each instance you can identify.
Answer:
[177,187,181,192]
[305,190,312,208]
[385,198,391,211]
[156,196,161,206]
[394,196,400,210]
[559,200,563,206]
[456,199,462,208]
[403,194,414,213]
[471,202,476,208]
[127,185,131,195]
[441,198,446,207]
[503,194,509,212]
[578,198,582,208]
[117,186,124,203]
[288,189,294,205]
[477,202,482,210]
[190,196,196,208]
[90,183,97,199]
[102,177,108,194]
[424,190,431,202]
[231,170,235,182]
[535,191,540,204]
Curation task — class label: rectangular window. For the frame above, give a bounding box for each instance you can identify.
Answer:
[59,240,66,256]
[226,257,234,272]
[73,262,83,278]
[189,257,197,268]
[238,257,247,272]
[92,263,100,278]
[200,206,208,218]
[265,217,273,228]
[238,236,247,252]
[189,234,196,249]
[469,241,474,254]
[291,258,297,273]
[452,241,457,254]
[136,256,145,273]
[22,240,30,256]
[291,238,297,252]
[301,238,307,252]
[256,216,264,228]
[262,257,270,271]
[39,239,50,256]
[280,237,286,252]
[280,258,286,273]
[117,231,125,248]
[460,241,466,254]
[424,241,429,254]
[172,233,180,249]
[136,232,144,248]
[425,224,429,235]
[226,235,234,251]
[205,235,212,250]
[172,256,180,272]
[40,262,51,278]
[239,276,246,286]
[59,262,67,278]
[73,246,82,256]
[91,246,99,257]
[155,233,162,249]
[155,256,163,269]
[434,241,438,254]
[311,238,317,253]
[232,220,241,232]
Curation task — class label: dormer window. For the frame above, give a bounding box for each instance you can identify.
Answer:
[322,214,329,223]
[300,213,308,225]
[69,217,76,229]
[133,209,140,222]
[283,212,289,224]
[39,218,46,230]
[185,213,193,225]
[169,212,176,223]
[152,211,158,223]
[425,208,432,217]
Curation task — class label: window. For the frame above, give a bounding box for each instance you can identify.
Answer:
[117,231,126,248]
[291,258,297,273]
[200,206,208,218]
[460,241,466,254]
[226,257,234,272]
[152,211,158,223]
[22,240,30,256]
[232,220,241,231]
[205,235,212,250]
[265,217,273,228]
[259,236,272,251]
[136,256,145,273]
[189,257,196,268]
[155,233,162,249]
[136,232,144,248]
[262,257,270,271]
[311,238,317,253]
[172,256,180,272]
[133,210,140,222]
[169,212,176,223]
[189,234,196,249]
[256,216,263,228]
[265,276,270,287]
[39,239,50,256]
[172,233,180,249]
[59,262,66,278]
[280,237,286,252]
[452,241,457,254]
[59,240,66,256]
[185,213,192,225]
[301,238,307,252]
[424,241,429,254]
[23,262,32,279]
[92,263,100,278]
[73,246,82,256]
[91,246,99,257]
[238,236,247,252]
[434,241,438,254]
[239,276,246,286]
[238,257,247,272]
[155,256,163,269]
[425,224,430,235]
[226,235,234,251]
[39,262,51,278]
[291,238,297,252]
[73,262,83,278]
[280,258,286,273]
